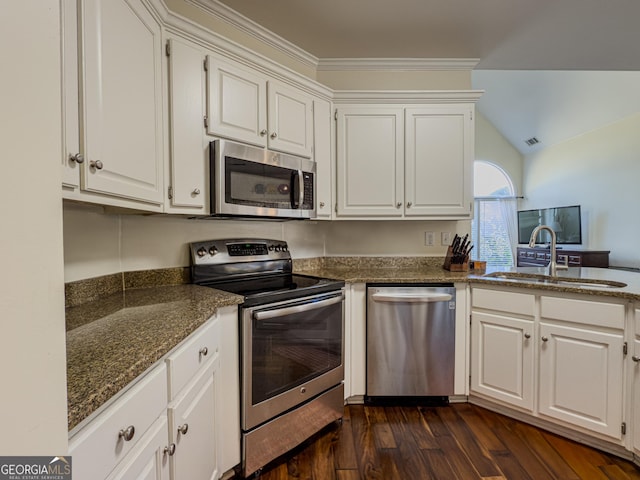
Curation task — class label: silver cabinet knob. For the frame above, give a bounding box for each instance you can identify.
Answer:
[260,129,268,136]
[396,202,402,208]
[319,202,325,208]
[90,160,103,170]
[541,336,549,342]
[69,153,85,164]
[192,188,200,195]
[524,333,531,339]
[270,132,277,139]
[177,423,189,435]
[118,425,135,442]
[163,444,176,456]
[199,346,208,357]
[632,355,640,363]
[300,387,306,394]
[406,202,412,208]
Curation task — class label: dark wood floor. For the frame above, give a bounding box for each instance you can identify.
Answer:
[252,403,640,480]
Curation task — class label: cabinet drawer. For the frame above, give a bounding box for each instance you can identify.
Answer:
[541,296,624,329]
[472,288,534,316]
[69,364,167,480]
[166,316,220,400]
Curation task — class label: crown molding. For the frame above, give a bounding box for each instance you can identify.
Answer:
[185,0,319,70]
[333,90,484,104]
[318,58,480,71]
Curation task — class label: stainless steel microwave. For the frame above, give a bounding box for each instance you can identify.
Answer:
[210,139,316,219]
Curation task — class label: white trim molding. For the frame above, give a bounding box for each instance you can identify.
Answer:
[185,0,319,70]
[333,90,484,104]
[318,58,480,71]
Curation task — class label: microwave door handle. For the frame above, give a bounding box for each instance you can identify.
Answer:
[290,170,303,209]
[253,294,345,321]
[297,169,304,208]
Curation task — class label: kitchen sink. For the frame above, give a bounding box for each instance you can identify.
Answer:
[482,271,627,288]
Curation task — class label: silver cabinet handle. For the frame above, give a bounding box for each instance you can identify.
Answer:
[192,188,200,195]
[260,129,268,136]
[90,160,103,170]
[406,202,412,208]
[541,336,549,342]
[319,201,325,208]
[396,202,402,208]
[524,333,531,339]
[199,347,208,357]
[270,132,277,139]
[632,355,640,363]
[177,423,189,435]
[69,153,84,164]
[118,425,135,442]
[163,444,176,456]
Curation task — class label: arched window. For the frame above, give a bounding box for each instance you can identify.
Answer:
[471,161,517,266]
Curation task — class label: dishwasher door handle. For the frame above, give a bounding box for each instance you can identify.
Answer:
[371,292,453,303]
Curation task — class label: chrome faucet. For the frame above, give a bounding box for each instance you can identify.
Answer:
[529,225,569,277]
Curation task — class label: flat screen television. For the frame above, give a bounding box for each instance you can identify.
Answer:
[517,205,582,245]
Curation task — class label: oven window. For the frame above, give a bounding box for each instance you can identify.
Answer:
[250,299,342,405]
[225,156,294,209]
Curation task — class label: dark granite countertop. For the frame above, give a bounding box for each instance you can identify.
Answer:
[66,284,242,432]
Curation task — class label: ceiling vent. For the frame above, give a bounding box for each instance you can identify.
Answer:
[524,137,540,147]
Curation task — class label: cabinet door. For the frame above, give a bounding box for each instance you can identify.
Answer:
[538,321,624,439]
[167,38,206,212]
[168,360,219,480]
[61,0,81,189]
[633,308,640,457]
[106,416,170,480]
[405,106,473,217]
[471,311,534,411]
[206,56,267,147]
[267,81,313,157]
[80,0,163,205]
[336,106,404,217]
[313,98,333,219]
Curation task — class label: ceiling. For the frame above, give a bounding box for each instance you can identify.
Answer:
[215,0,640,155]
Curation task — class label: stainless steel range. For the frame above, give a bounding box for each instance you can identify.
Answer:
[190,239,345,478]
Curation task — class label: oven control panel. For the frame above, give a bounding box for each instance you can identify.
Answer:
[190,238,290,265]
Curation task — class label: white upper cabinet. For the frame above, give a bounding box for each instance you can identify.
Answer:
[206,57,267,148]
[206,56,313,157]
[166,37,207,213]
[313,97,334,219]
[335,101,476,219]
[405,106,473,217]
[336,106,405,217]
[78,0,164,207]
[267,81,313,158]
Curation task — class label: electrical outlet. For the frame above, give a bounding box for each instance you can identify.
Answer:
[425,231,435,246]
[441,232,451,245]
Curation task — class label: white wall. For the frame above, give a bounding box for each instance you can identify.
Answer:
[523,113,640,268]
[475,112,523,194]
[0,2,68,454]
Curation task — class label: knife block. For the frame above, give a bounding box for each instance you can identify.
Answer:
[443,246,469,271]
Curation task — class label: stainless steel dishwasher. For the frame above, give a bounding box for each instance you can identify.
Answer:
[366,284,456,398]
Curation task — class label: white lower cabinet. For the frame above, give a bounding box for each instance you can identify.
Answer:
[69,309,240,480]
[632,308,640,461]
[471,288,535,411]
[105,416,170,480]
[168,360,219,480]
[471,286,629,446]
[538,296,625,440]
[471,312,534,411]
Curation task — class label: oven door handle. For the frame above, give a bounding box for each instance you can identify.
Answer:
[253,294,344,321]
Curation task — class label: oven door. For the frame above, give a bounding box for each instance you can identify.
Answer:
[241,290,344,430]
[211,139,315,218]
